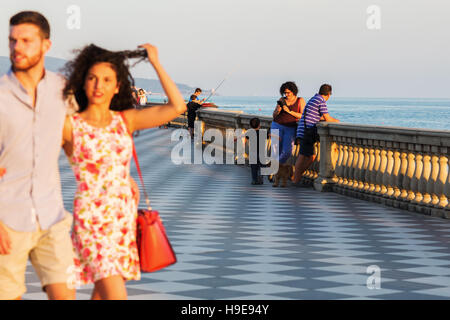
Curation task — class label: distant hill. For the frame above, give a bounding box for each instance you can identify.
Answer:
[0,56,205,96]
[0,56,67,76]
[133,78,201,96]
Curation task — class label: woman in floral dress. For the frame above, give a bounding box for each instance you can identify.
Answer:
[61,43,186,300]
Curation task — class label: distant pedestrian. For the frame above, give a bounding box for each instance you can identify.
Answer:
[138,88,147,106]
[187,88,206,138]
[293,84,339,185]
[271,82,305,180]
[249,117,263,185]
[131,86,138,102]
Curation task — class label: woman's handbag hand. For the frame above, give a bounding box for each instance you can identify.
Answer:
[130,176,140,206]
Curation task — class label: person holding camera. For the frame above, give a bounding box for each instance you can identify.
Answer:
[270,82,306,175]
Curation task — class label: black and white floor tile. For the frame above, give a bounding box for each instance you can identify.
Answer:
[23,128,450,300]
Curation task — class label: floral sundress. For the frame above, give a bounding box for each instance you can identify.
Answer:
[69,111,140,285]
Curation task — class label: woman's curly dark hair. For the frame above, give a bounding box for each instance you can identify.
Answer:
[279,81,299,96]
[62,44,148,112]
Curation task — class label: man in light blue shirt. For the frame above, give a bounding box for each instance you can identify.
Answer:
[0,11,75,300]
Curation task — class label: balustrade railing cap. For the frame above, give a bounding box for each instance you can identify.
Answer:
[239,113,272,121]
[198,109,244,115]
[318,122,450,147]
[197,109,273,129]
[318,122,450,135]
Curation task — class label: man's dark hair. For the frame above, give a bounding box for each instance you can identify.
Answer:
[195,88,202,93]
[279,81,298,96]
[10,11,50,39]
[250,117,260,129]
[319,84,332,96]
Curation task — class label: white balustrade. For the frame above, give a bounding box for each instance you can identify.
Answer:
[193,109,450,218]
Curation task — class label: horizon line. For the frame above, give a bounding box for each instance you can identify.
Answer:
[1,56,449,100]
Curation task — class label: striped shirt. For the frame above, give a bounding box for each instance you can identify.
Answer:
[296,94,328,138]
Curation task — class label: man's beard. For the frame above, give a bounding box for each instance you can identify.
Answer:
[10,50,43,72]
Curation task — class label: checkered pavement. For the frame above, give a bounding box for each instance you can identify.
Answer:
[23,128,450,300]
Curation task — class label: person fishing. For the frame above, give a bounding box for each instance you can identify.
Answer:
[187,88,205,138]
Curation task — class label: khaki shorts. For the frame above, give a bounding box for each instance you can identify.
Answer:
[0,213,75,300]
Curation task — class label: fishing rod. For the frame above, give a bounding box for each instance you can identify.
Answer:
[203,65,239,103]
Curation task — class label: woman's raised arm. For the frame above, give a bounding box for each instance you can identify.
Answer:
[123,44,187,133]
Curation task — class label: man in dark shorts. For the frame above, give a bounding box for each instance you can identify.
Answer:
[187,88,206,138]
[293,84,339,185]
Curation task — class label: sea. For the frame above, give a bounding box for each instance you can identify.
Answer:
[149,96,450,131]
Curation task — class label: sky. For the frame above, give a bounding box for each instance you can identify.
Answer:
[1,0,450,98]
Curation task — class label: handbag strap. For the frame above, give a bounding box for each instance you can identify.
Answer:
[120,112,152,211]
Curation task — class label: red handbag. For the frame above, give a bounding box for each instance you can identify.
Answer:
[136,208,176,272]
[121,113,177,272]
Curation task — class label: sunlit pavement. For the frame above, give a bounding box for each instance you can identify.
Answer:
[23,128,450,300]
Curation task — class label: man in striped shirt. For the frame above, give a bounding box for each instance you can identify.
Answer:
[293,84,339,184]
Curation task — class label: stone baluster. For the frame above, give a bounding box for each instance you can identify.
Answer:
[346,143,354,189]
[350,144,360,189]
[405,150,416,202]
[345,145,354,188]
[357,145,365,190]
[335,142,345,184]
[411,151,424,205]
[398,151,408,200]
[362,147,371,191]
[342,145,349,186]
[419,152,432,205]
[376,148,388,196]
[331,140,339,171]
[444,158,450,210]
[368,147,376,193]
[429,153,440,206]
[391,150,402,198]
[438,152,449,208]
[373,148,382,194]
[383,148,395,197]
